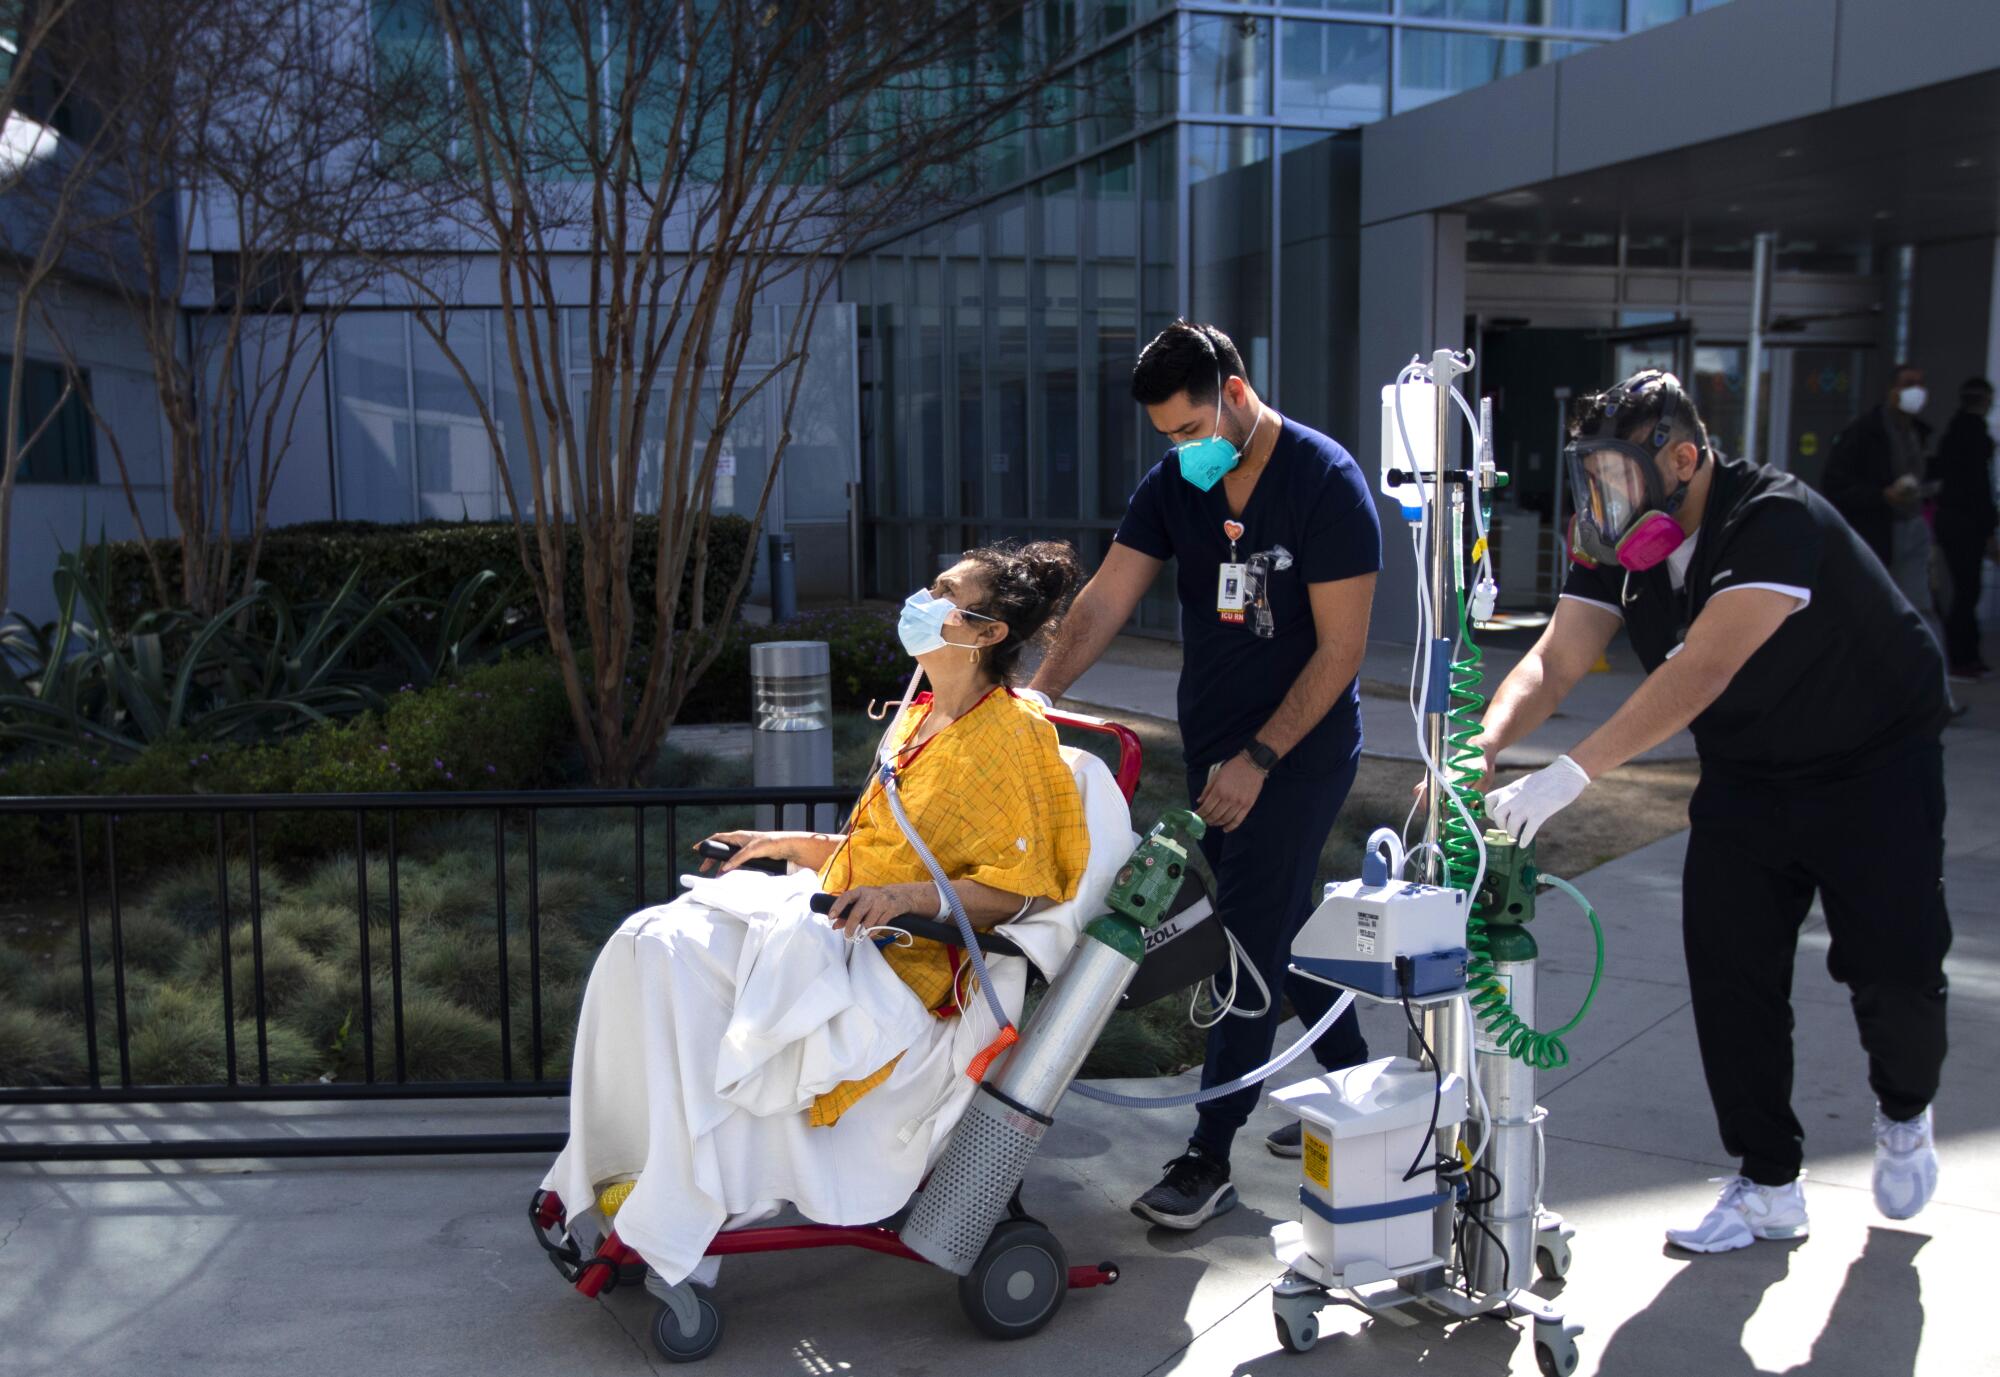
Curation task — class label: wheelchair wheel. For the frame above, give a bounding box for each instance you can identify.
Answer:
[651,1291,723,1363]
[958,1219,1068,1340]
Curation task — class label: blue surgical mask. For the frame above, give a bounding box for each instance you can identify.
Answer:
[898,589,996,658]
[1175,362,1241,491]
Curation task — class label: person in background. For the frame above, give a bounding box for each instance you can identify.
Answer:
[1928,377,1999,681]
[1823,363,1960,713]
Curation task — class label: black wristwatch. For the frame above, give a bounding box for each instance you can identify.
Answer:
[1243,740,1280,774]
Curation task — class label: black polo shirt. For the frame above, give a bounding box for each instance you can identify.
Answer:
[1560,454,1945,780]
[1114,416,1381,776]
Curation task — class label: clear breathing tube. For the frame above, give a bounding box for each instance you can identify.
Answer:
[1067,988,1357,1109]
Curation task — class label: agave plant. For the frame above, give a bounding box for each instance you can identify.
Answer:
[0,543,542,763]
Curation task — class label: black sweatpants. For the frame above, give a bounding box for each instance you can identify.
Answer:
[1938,530,1991,669]
[1185,757,1369,1160]
[1681,741,1952,1186]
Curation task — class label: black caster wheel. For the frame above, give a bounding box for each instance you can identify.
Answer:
[958,1219,1068,1340]
[1534,1324,1580,1377]
[1274,1310,1319,1355]
[1536,1236,1573,1282]
[652,1291,723,1364]
[617,1261,650,1288]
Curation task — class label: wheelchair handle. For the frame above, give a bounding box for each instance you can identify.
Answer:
[695,838,791,876]
[809,892,1025,960]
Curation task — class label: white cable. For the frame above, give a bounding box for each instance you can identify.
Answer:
[1461,991,1494,1172]
[1190,925,1273,1029]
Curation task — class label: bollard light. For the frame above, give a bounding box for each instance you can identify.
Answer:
[750,640,835,832]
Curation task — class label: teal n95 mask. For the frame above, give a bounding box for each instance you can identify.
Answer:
[1176,360,1242,492]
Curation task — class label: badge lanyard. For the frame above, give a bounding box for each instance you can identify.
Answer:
[1217,518,1247,625]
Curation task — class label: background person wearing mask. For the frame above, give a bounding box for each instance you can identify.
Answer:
[1479,370,1950,1255]
[1025,320,1379,1231]
[1927,377,2000,680]
[1823,364,1960,713]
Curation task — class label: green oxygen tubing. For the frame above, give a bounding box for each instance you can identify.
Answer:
[1399,354,1606,1071]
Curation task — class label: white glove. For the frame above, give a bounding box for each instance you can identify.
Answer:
[1485,754,1590,847]
[1018,687,1053,710]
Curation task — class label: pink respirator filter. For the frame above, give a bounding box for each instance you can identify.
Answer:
[1613,512,1686,571]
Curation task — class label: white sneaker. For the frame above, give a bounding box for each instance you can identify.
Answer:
[1665,1176,1810,1253]
[1873,1105,1939,1221]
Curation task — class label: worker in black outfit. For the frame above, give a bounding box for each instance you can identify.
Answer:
[1026,321,1380,1230]
[1927,376,1999,679]
[1476,370,1950,1254]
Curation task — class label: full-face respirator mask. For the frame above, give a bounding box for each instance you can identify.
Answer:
[1564,370,1707,573]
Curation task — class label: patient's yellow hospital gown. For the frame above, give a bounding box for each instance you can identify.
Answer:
[807,688,1089,1123]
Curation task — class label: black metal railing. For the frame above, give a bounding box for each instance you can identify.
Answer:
[0,785,852,1163]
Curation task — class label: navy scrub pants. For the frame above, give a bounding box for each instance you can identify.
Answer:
[1681,741,1952,1187]
[1184,756,1370,1160]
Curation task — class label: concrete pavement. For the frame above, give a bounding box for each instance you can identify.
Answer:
[2,673,1995,1376]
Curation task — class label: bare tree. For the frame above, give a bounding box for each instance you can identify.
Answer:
[0,0,100,613]
[365,0,1084,785]
[49,0,411,616]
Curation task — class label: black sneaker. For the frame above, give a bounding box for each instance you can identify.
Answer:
[1131,1147,1237,1230]
[1266,1120,1303,1158]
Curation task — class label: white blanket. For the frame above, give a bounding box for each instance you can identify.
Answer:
[539,746,1132,1285]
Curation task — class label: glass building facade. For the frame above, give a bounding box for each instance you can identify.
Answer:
[849,0,1737,628]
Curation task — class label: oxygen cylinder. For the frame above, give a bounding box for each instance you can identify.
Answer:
[1468,924,1539,1296]
[900,916,1145,1274]
[900,812,1206,1275]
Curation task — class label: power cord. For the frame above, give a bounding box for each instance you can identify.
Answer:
[1397,956,1446,1184]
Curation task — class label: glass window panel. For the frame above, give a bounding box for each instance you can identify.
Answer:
[1035,79,1077,170]
[1395,31,1589,113]
[1628,0,1688,29]
[1188,12,1271,117]
[987,196,1029,520]
[1292,1,1389,11]
[489,310,533,515]
[954,256,984,519]
[1088,148,1140,521]
[1279,130,1359,437]
[1775,239,1871,275]
[1037,172,1081,521]
[412,314,496,519]
[1139,131,1177,325]
[1087,41,1135,149]
[1188,126,1272,389]
[1688,232,1754,271]
[1623,229,1683,268]
[777,302,857,523]
[698,381,771,520]
[1402,0,1622,27]
[1278,21,1387,125]
[871,255,903,518]
[1,354,96,484]
[1136,21,1178,123]
[333,313,413,522]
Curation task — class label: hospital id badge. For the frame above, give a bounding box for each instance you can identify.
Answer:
[1217,562,1248,624]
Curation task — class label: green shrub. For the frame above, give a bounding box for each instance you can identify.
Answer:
[676,606,905,723]
[394,994,504,1082]
[123,985,319,1086]
[0,655,577,887]
[112,910,195,975]
[88,515,755,649]
[407,925,527,1021]
[0,1007,87,1086]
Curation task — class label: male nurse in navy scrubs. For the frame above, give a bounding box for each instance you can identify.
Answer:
[1029,320,1381,1229]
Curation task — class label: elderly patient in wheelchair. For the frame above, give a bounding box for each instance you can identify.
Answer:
[540,539,1132,1289]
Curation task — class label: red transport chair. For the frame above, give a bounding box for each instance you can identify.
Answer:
[529,710,1143,1363]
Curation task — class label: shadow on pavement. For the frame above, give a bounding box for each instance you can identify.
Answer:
[1595,1228,1926,1377]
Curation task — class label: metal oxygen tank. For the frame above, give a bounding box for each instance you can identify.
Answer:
[1467,830,1542,1297]
[900,811,1208,1275]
